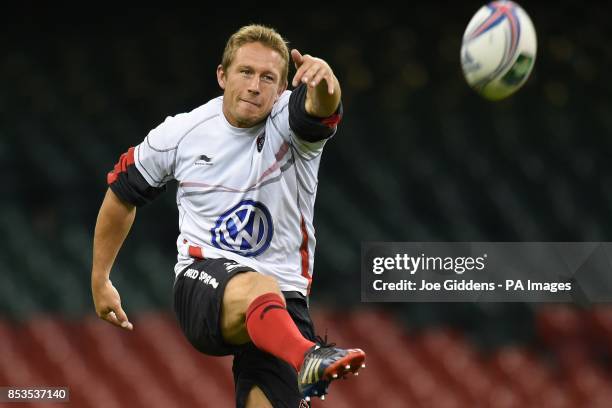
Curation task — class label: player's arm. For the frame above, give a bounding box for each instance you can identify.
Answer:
[91,142,168,330]
[91,188,136,330]
[286,49,343,144]
[291,49,341,118]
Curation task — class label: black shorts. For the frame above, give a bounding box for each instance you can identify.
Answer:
[173,258,315,408]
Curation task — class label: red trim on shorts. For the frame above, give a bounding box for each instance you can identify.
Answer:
[107,146,136,184]
[299,216,312,295]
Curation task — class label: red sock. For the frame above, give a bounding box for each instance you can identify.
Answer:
[245,293,315,371]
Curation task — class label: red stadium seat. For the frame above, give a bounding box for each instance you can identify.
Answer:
[531,383,577,408]
[565,363,611,401]
[0,320,46,387]
[310,308,415,405]
[7,306,612,407]
[130,312,235,406]
[588,305,612,353]
[486,385,524,408]
[535,305,585,348]
[80,316,181,407]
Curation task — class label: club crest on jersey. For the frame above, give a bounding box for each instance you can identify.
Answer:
[211,200,273,257]
[256,132,265,152]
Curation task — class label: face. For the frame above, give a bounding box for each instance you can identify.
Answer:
[217,42,287,128]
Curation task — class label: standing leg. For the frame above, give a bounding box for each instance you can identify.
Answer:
[245,386,273,408]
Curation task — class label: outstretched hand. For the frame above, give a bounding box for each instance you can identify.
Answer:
[291,49,336,95]
[92,279,133,331]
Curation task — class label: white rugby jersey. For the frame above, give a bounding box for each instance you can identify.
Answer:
[121,90,338,295]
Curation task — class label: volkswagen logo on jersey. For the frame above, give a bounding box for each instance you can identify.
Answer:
[211,200,274,257]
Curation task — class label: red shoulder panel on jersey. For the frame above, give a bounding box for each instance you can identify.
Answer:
[107,147,135,184]
[106,146,166,207]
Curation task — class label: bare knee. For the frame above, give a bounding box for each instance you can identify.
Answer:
[221,272,282,344]
[226,272,282,307]
[246,385,273,408]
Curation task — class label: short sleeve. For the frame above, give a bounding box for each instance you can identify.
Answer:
[269,86,342,159]
[107,113,189,206]
[134,114,184,188]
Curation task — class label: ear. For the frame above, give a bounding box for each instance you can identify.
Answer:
[216,65,226,90]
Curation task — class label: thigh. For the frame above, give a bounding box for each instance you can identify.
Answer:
[173,258,252,356]
[246,386,273,408]
[233,298,314,408]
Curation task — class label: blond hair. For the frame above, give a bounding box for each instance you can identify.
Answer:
[221,24,290,85]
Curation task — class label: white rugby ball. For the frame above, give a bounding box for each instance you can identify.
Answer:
[461,1,537,100]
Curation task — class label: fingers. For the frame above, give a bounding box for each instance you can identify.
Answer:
[293,66,335,94]
[300,64,323,88]
[291,49,303,69]
[96,301,133,331]
[291,50,335,94]
[292,49,315,87]
[311,69,335,95]
[93,279,134,330]
[115,307,134,330]
[100,308,133,330]
[103,310,121,326]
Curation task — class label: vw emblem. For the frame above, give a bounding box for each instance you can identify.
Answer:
[211,200,273,257]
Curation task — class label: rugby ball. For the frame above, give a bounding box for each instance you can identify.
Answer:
[461,1,537,100]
